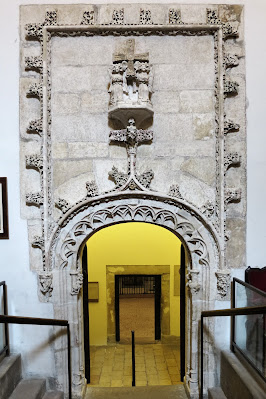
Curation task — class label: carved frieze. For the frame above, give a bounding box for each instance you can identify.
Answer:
[25,56,43,73]
[224,152,241,172]
[111,9,124,25]
[169,9,183,25]
[39,272,53,298]
[216,270,230,297]
[80,11,94,25]
[25,154,43,172]
[70,271,83,295]
[140,9,153,25]
[26,192,44,206]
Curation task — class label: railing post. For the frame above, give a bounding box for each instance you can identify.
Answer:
[131,330,135,387]
[3,282,10,356]
[200,315,203,399]
[231,279,235,352]
[67,324,72,399]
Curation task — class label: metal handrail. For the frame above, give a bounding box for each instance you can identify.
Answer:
[200,305,266,399]
[233,277,266,297]
[0,281,9,357]
[0,314,71,399]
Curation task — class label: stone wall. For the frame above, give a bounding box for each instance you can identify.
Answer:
[19,3,246,398]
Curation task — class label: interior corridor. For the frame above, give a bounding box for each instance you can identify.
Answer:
[89,343,181,387]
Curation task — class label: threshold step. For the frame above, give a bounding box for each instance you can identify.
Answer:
[85,385,188,399]
[9,379,46,399]
[43,391,64,399]
[208,387,227,399]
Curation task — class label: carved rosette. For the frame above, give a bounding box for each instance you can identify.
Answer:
[112,9,124,25]
[169,9,183,25]
[140,9,153,25]
[39,272,53,299]
[186,270,200,295]
[80,11,94,25]
[70,271,84,296]
[216,270,230,297]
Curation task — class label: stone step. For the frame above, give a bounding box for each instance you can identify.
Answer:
[208,387,227,399]
[85,385,188,399]
[0,354,21,399]
[43,391,64,399]
[220,351,266,399]
[9,379,46,399]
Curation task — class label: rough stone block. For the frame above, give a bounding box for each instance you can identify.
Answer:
[152,91,179,114]
[52,142,68,159]
[52,93,80,115]
[154,113,193,142]
[180,90,214,113]
[180,4,209,24]
[193,114,215,140]
[67,142,108,159]
[181,157,216,186]
[53,159,93,188]
[81,91,109,114]
[225,218,246,269]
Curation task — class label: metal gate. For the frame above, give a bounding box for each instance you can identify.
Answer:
[119,275,155,295]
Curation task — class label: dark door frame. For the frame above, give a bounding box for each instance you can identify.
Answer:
[82,245,90,383]
[180,244,186,382]
[115,274,161,342]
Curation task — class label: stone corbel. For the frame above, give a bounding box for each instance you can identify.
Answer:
[39,272,53,299]
[140,9,153,25]
[224,120,240,135]
[70,271,84,296]
[55,198,70,214]
[168,184,183,199]
[25,56,43,73]
[26,192,44,207]
[224,188,241,205]
[216,270,230,297]
[27,119,43,136]
[111,9,124,25]
[223,54,239,69]
[186,270,200,295]
[169,9,184,25]
[25,11,57,40]
[224,152,241,172]
[224,79,239,96]
[80,11,95,25]
[25,154,43,172]
[27,83,43,99]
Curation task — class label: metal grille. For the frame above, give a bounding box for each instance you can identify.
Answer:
[119,275,155,295]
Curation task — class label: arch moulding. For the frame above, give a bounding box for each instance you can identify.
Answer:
[48,191,221,398]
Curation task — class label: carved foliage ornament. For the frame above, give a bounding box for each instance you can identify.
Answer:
[80,11,94,25]
[59,204,210,270]
[216,270,230,297]
[140,9,153,25]
[206,9,239,38]
[26,154,43,172]
[25,11,57,39]
[39,272,53,298]
[224,152,241,172]
[169,9,184,25]
[70,271,83,295]
[112,9,124,25]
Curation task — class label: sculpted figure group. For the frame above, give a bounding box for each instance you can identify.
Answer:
[109,60,153,105]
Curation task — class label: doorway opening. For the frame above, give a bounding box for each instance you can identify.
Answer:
[115,275,161,343]
[82,222,187,387]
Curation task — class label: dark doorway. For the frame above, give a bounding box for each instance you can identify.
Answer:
[115,275,161,342]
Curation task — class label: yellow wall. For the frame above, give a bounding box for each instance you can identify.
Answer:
[86,222,181,345]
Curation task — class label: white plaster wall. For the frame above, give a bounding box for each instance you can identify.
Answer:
[0,0,266,380]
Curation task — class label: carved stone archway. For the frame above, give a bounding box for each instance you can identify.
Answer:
[48,192,221,398]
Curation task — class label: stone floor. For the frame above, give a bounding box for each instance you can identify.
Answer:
[89,343,181,387]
